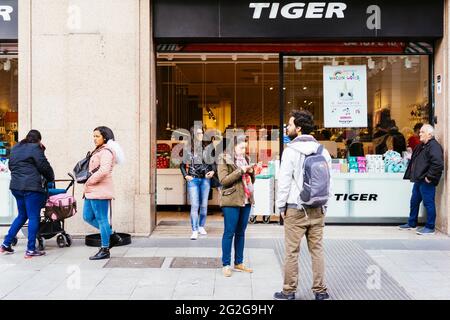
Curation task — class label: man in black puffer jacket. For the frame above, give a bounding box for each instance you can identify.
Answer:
[399,124,443,235]
[0,130,54,258]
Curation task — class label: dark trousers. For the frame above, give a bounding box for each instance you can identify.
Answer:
[408,181,436,229]
[221,204,252,266]
[3,190,46,251]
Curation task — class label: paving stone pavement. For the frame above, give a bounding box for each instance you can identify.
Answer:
[0,226,449,300]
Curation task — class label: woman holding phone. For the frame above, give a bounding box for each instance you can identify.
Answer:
[217,135,255,277]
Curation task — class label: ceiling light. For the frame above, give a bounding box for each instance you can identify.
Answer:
[367,58,375,69]
[4,59,11,71]
[404,57,412,69]
[283,87,286,90]
[167,54,173,61]
[288,101,291,104]
[232,54,237,61]
[295,58,302,70]
[269,87,274,91]
[263,55,269,61]
[303,86,307,90]
[201,55,207,61]
[304,100,307,103]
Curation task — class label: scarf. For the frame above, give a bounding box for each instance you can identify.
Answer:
[234,155,254,200]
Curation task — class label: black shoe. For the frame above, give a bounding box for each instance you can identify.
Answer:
[0,244,14,254]
[273,291,296,300]
[109,232,123,249]
[89,247,110,260]
[315,292,330,300]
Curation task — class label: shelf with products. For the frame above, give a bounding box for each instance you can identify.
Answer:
[0,112,19,158]
[156,140,187,169]
[331,151,409,174]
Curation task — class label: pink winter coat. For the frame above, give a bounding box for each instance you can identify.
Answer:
[83,145,115,199]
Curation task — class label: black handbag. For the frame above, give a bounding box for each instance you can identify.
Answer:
[210,175,222,189]
[73,151,94,184]
[73,148,113,184]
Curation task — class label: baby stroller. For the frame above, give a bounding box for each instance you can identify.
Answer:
[9,173,77,250]
[36,173,77,251]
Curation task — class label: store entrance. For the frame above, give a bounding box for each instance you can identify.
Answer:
[154,53,281,236]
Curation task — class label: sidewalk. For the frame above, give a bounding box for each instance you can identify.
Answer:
[0,225,449,300]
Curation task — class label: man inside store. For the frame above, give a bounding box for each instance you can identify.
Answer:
[399,124,444,235]
[407,123,423,152]
[273,110,331,301]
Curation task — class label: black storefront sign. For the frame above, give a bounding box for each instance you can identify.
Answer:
[0,0,17,40]
[154,0,443,41]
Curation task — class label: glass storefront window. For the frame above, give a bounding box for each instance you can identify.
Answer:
[282,55,430,221]
[0,54,19,225]
[283,55,430,158]
[156,55,281,166]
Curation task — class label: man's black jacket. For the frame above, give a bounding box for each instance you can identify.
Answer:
[404,138,444,186]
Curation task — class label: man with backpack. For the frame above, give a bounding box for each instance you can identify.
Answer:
[273,110,332,301]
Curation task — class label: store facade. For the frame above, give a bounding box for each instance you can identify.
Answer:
[2,0,449,234]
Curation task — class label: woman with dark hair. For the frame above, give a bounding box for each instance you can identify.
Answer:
[217,135,255,277]
[0,130,54,258]
[180,125,215,240]
[83,126,125,260]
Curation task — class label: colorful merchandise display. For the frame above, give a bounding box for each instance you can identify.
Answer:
[383,150,408,173]
[156,143,171,169]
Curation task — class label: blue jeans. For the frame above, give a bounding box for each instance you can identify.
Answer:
[83,199,111,247]
[3,190,46,251]
[187,178,211,231]
[221,204,252,266]
[408,181,436,229]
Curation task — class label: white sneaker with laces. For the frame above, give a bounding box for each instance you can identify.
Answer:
[198,227,207,235]
[190,231,199,240]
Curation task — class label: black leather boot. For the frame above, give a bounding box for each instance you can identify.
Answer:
[89,247,110,260]
[109,232,123,249]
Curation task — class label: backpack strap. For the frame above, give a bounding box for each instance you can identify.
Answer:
[317,145,324,154]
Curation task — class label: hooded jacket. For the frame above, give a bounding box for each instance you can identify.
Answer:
[276,135,332,211]
[84,145,116,199]
[8,142,55,193]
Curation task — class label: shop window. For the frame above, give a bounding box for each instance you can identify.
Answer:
[282,55,430,220]
[283,55,430,160]
[0,55,18,224]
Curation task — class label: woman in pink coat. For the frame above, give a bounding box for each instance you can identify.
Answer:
[83,126,125,260]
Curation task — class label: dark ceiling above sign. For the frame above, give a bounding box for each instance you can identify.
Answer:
[0,0,18,40]
[154,0,444,41]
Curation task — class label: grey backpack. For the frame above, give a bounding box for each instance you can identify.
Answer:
[299,145,330,208]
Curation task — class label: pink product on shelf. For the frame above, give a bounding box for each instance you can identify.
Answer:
[332,163,341,172]
[358,168,367,173]
[356,157,366,162]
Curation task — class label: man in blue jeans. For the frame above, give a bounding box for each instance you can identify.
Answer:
[399,124,444,235]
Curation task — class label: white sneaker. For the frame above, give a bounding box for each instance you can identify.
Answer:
[190,231,198,240]
[198,227,207,235]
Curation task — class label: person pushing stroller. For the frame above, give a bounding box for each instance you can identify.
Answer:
[0,130,54,258]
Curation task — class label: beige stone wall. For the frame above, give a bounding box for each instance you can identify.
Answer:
[18,0,154,235]
[433,0,449,234]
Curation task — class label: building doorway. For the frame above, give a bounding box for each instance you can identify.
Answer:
[154,53,281,236]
